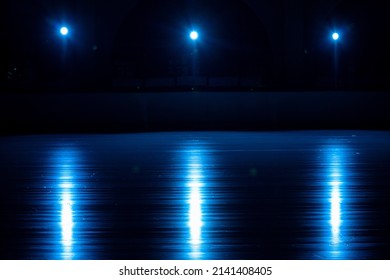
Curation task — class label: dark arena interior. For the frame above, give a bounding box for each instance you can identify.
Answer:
[1,0,390,260]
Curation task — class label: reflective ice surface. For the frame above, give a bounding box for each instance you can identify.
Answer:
[0,131,389,259]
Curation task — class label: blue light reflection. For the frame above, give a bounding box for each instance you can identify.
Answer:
[186,151,204,259]
[326,146,346,258]
[60,190,74,259]
[56,150,78,260]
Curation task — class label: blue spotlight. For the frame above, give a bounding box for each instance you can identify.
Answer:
[60,26,69,36]
[332,32,339,41]
[190,31,199,41]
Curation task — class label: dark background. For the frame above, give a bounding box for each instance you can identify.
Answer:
[2,0,390,133]
[4,0,390,91]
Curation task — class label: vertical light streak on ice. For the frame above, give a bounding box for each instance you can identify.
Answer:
[187,152,204,259]
[328,149,344,255]
[59,160,75,260]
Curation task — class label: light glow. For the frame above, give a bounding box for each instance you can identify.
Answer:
[330,180,341,244]
[329,153,342,246]
[187,152,204,259]
[60,26,69,36]
[57,150,76,260]
[61,191,74,258]
[190,31,199,41]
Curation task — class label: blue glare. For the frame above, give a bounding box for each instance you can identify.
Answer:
[47,144,106,260]
[326,146,346,258]
[186,151,204,259]
[58,153,76,260]
[60,190,74,259]
[332,32,339,41]
[190,31,199,40]
[330,167,342,245]
[60,26,69,36]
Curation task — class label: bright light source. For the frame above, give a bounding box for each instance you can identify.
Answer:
[190,31,199,41]
[332,32,339,41]
[60,26,69,36]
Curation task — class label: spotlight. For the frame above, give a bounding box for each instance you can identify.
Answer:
[332,32,339,41]
[60,26,69,36]
[190,31,199,41]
